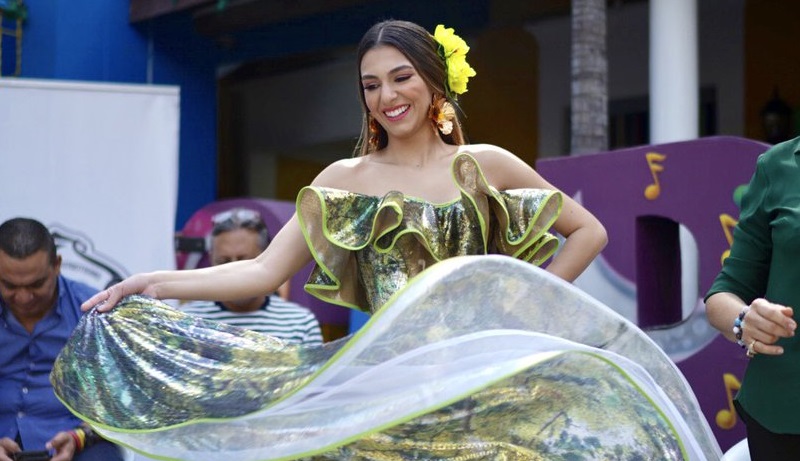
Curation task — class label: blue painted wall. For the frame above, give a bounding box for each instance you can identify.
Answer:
[12,2,218,229]
[146,12,220,229]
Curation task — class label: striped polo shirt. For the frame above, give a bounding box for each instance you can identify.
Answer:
[181,296,323,346]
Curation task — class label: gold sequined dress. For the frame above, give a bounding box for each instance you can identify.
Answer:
[51,154,721,460]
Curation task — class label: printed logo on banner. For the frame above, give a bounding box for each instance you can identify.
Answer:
[50,224,129,290]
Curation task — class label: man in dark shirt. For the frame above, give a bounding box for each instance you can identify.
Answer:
[0,217,124,461]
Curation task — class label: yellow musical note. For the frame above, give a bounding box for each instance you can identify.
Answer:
[715,373,741,430]
[719,214,738,265]
[644,152,667,200]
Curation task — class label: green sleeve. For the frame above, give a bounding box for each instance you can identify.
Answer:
[705,153,773,304]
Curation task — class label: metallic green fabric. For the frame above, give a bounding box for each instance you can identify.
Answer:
[51,257,720,460]
[50,153,721,460]
[51,297,342,430]
[296,153,562,313]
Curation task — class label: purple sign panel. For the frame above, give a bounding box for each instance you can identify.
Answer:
[537,136,770,452]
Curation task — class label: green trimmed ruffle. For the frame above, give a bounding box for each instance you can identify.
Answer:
[296,153,562,313]
[50,256,722,460]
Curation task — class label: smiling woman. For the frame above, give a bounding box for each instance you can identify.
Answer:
[43,19,726,461]
[354,21,472,157]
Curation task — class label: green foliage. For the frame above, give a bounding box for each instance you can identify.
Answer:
[0,0,27,22]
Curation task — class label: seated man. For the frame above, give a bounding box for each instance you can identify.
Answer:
[0,217,124,461]
[182,208,323,346]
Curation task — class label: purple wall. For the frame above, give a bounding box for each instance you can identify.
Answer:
[537,136,770,451]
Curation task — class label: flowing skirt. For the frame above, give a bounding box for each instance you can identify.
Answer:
[51,255,721,460]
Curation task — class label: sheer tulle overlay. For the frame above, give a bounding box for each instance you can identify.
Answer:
[52,154,720,459]
[52,256,720,460]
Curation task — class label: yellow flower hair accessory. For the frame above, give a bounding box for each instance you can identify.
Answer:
[433,24,477,98]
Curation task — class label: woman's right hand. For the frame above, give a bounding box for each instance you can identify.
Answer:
[81,273,155,312]
[743,298,796,356]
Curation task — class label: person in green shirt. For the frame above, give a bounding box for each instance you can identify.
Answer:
[706,136,800,459]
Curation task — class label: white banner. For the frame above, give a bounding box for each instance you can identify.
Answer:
[0,78,180,290]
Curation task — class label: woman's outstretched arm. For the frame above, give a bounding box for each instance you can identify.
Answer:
[84,215,313,312]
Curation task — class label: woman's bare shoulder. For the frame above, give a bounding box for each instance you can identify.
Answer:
[460,143,508,155]
[459,144,525,168]
[310,157,369,189]
[458,144,546,189]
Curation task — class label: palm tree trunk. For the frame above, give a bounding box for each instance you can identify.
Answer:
[571,0,608,154]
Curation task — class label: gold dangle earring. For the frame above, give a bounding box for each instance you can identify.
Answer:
[429,94,455,136]
[368,115,380,151]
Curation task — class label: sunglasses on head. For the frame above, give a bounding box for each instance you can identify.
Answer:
[210,208,267,236]
[211,208,262,226]
[176,208,268,254]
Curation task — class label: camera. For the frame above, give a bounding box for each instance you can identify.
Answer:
[11,450,52,461]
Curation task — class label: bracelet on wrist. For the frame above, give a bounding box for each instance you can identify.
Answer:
[733,307,749,348]
[78,423,101,449]
[68,429,84,452]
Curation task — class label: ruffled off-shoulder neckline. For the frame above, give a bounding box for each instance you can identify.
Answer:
[296,153,563,312]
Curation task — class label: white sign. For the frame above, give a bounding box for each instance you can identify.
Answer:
[0,78,180,288]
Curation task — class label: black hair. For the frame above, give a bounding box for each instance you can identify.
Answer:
[0,217,58,264]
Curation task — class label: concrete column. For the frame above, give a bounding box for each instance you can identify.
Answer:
[650,0,698,143]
